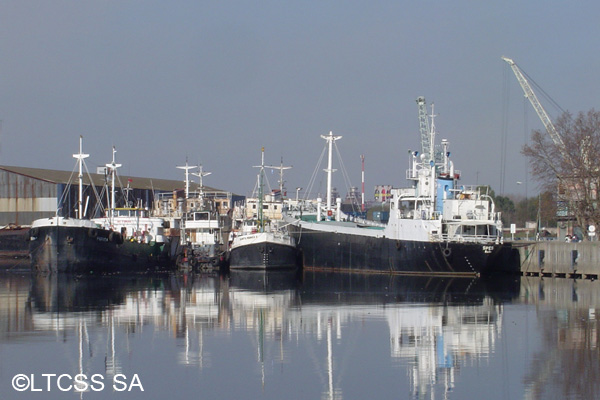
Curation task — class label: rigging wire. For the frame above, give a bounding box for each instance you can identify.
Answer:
[250,165,273,199]
[333,142,360,212]
[57,157,108,218]
[83,163,105,217]
[500,65,510,195]
[523,97,529,211]
[56,160,78,216]
[303,143,327,201]
[520,67,567,117]
[302,136,358,210]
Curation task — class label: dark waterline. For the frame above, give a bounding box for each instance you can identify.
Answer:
[0,270,598,399]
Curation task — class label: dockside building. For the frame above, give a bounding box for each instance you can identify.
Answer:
[0,165,238,226]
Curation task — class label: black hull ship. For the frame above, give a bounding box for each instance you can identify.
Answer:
[28,137,172,274]
[287,223,518,276]
[229,230,299,270]
[29,218,168,274]
[284,102,520,277]
[228,148,299,271]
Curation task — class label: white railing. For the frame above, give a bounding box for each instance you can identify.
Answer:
[429,232,501,244]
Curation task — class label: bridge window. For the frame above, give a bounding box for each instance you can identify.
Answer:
[194,212,209,221]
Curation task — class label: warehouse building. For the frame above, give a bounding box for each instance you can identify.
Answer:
[0,165,235,226]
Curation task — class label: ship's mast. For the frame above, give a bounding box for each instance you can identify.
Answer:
[321,131,342,211]
[429,103,437,167]
[360,154,365,212]
[122,181,133,207]
[258,147,265,232]
[105,146,122,222]
[177,159,198,200]
[192,164,212,207]
[265,157,292,197]
[192,165,212,191]
[72,135,89,219]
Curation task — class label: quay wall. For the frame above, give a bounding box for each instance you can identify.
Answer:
[515,240,600,279]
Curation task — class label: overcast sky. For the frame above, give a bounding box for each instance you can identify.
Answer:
[1,1,598,199]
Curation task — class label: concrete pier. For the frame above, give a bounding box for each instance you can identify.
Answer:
[515,241,600,279]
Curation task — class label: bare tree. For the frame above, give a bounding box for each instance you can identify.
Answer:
[522,109,600,236]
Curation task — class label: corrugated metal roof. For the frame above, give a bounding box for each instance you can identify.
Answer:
[0,165,223,193]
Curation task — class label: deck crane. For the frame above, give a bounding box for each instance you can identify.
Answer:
[501,56,566,150]
[416,96,433,162]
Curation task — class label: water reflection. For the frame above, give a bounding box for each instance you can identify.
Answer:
[0,271,599,399]
[520,277,600,400]
[298,273,514,400]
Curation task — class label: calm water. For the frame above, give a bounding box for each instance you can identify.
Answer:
[0,270,598,400]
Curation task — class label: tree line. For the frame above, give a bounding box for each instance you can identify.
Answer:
[486,189,556,230]
[491,109,600,239]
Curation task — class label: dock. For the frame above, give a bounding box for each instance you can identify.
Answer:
[515,241,600,279]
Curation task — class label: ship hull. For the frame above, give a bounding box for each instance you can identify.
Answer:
[29,225,172,273]
[288,224,519,276]
[229,241,299,270]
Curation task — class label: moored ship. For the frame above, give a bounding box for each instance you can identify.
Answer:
[229,219,298,270]
[29,216,168,273]
[28,137,172,273]
[151,161,232,270]
[283,101,520,276]
[228,148,299,270]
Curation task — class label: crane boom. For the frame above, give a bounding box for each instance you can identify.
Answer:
[501,56,565,148]
[416,96,432,162]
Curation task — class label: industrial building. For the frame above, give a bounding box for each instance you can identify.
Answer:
[0,165,235,226]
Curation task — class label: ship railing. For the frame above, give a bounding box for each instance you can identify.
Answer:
[406,210,441,221]
[443,211,497,222]
[405,168,431,180]
[406,169,418,180]
[395,187,417,199]
[459,185,484,193]
[432,232,500,244]
[346,215,386,227]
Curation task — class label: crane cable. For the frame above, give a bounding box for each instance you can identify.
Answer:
[500,65,510,195]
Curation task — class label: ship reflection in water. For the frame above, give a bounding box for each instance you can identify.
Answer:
[0,271,599,399]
